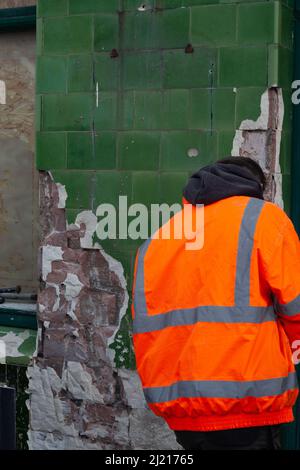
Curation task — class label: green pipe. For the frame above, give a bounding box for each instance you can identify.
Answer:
[0,309,37,330]
[0,312,37,330]
[0,6,36,32]
[0,306,37,331]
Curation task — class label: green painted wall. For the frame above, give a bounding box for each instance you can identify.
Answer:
[36,0,295,369]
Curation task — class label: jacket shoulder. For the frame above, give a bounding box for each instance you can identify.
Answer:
[258,200,298,256]
[261,200,291,229]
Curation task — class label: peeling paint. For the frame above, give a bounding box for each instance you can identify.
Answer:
[64,273,83,321]
[4,330,31,357]
[94,243,129,366]
[62,362,104,403]
[66,206,129,367]
[231,88,284,209]
[42,245,63,281]
[56,183,68,209]
[33,172,185,450]
[74,211,97,249]
[273,89,284,209]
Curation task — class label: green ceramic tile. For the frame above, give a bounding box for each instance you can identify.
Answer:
[238,2,275,44]
[94,92,118,130]
[67,132,92,169]
[219,46,267,87]
[38,0,68,17]
[94,14,119,52]
[44,16,93,54]
[120,92,135,129]
[280,131,292,174]
[161,90,189,129]
[101,237,140,256]
[94,53,119,91]
[118,132,161,170]
[134,91,163,129]
[282,173,291,215]
[281,4,294,49]
[67,132,117,169]
[132,172,161,206]
[36,56,67,94]
[123,11,160,50]
[217,131,235,158]
[43,94,93,131]
[235,87,265,128]
[182,0,219,4]
[68,55,93,93]
[36,18,43,56]
[191,4,237,46]
[278,46,293,89]
[65,208,82,225]
[94,132,117,169]
[157,0,219,6]
[123,51,163,89]
[51,170,93,209]
[155,0,183,8]
[160,130,217,170]
[159,172,189,205]
[37,132,67,170]
[123,0,155,10]
[69,0,120,14]
[268,44,293,88]
[212,88,236,131]
[163,48,217,88]
[94,171,132,206]
[189,89,211,130]
[124,8,190,49]
[268,44,279,87]
[35,95,42,132]
[282,88,293,132]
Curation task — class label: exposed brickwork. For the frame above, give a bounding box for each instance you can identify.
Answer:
[31,171,127,448]
[233,88,284,205]
[29,172,180,449]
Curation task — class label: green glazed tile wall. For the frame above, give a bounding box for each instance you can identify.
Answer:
[37,0,294,369]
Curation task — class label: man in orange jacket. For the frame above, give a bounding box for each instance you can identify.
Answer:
[131,157,300,450]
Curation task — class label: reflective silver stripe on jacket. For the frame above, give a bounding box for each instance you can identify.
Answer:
[133,238,151,316]
[133,305,275,334]
[234,198,265,306]
[143,372,298,404]
[277,294,300,317]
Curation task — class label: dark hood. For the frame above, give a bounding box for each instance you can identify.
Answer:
[183,162,264,206]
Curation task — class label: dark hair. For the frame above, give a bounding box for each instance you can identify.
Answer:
[217,156,266,191]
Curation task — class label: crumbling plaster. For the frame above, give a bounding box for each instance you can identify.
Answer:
[28,171,180,450]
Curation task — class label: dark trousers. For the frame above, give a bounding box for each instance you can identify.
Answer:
[174,425,282,450]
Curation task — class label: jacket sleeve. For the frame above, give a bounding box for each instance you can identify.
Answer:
[131,249,139,321]
[262,211,300,348]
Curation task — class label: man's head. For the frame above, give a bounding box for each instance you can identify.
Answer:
[217,156,266,191]
[183,156,266,206]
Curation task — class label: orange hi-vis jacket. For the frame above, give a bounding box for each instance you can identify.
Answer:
[131,195,300,431]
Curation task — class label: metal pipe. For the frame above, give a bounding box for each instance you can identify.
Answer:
[0,286,21,294]
[0,6,36,32]
[0,293,36,301]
